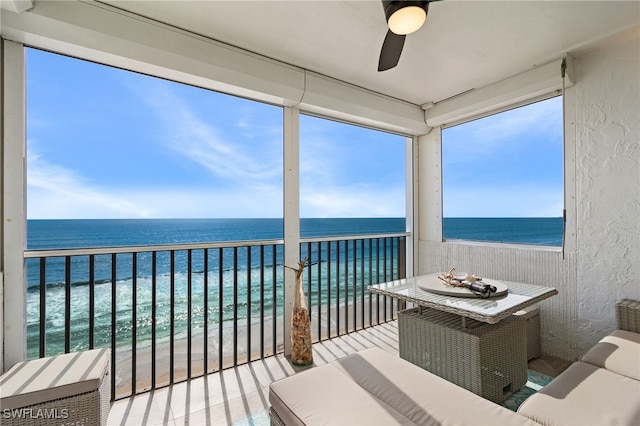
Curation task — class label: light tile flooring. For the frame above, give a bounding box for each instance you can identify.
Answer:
[107,320,570,425]
[107,321,400,425]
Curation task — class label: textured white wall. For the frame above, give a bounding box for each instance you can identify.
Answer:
[574,36,640,350]
[418,35,639,361]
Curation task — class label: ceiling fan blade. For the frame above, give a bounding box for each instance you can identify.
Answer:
[378,29,405,72]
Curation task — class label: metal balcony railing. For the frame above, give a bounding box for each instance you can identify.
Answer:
[24,233,407,399]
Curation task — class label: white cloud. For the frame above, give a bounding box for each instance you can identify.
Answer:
[301,185,405,218]
[134,83,282,186]
[298,120,407,218]
[28,146,284,219]
[473,98,561,144]
[444,97,562,162]
[123,187,283,218]
[27,148,157,219]
[29,78,286,219]
[28,76,404,219]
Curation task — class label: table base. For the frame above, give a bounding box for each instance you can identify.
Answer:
[398,307,527,403]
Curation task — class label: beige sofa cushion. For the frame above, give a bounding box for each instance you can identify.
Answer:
[517,361,640,426]
[332,348,539,425]
[0,348,110,411]
[269,361,414,425]
[580,329,640,380]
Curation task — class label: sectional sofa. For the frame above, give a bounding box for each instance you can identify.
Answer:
[269,299,640,425]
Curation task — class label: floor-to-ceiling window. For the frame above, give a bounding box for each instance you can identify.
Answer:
[25,48,285,385]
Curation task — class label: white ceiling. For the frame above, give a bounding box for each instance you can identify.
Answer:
[69,1,640,106]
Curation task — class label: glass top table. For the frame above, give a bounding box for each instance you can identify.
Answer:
[368,273,558,324]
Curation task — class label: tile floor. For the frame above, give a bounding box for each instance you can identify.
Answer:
[107,321,400,425]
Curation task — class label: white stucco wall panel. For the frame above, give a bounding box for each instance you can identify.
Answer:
[574,37,640,350]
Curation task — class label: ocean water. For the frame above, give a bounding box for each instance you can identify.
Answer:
[26,218,406,358]
[27,218,406,250]
[443,217,563,246]
[27,217,563,251]
[25,217,561,358]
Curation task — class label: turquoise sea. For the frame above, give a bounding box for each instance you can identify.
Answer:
[26,217,562,358]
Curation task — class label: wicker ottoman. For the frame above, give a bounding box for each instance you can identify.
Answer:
[0,348,111,426]
[398,307,527,403]
[617,299,640,333]
[514,305,541,360]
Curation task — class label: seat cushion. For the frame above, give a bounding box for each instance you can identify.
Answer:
[517,361,640,426]
[332,348,539,425]
[580,329,640,380]
[269,361,414,426]
[0,348,110,410]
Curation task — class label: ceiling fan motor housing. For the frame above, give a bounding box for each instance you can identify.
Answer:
[382,1,430,24]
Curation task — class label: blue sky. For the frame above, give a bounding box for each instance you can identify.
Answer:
[26,48,406,219]
[27,48,562,220]
[442,96,563,217]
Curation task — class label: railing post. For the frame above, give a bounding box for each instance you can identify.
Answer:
[399,236,406,279]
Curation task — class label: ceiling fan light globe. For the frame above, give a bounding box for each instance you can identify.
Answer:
[388,6,426,35]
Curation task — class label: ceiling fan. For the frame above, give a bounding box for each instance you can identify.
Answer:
[378,0,443,72]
